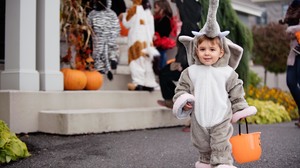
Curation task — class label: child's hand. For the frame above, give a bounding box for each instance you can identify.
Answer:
[183,102,193,111]
[118,13,123,21]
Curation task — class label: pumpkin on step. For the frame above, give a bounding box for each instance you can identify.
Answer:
[61,68,87,90]
[84,71,103,90]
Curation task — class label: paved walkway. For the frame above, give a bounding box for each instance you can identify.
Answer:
[2,122,300,168]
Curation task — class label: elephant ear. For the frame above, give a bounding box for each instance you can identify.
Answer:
[178,0,243,68]
[178,36,196,65]
[226,38,243,70]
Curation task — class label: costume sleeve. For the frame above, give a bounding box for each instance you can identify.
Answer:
[227,71,258,123]
[226,71,248,113]
[122,11,132,29]
[155,16,172,37]
[109,11,120,39]
[87,12,93,28]
[146,10,155,38]
[107,11,120,63]
[286,24,300,34]
[172,69,195,119]
[122,6,137,29]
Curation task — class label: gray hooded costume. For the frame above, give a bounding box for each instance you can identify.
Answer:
[172,0,257,167]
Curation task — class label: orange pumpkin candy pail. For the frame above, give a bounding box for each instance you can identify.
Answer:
[230,118,262,164]
[120,21,129,37]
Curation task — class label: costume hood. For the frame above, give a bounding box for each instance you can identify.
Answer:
[279,0,300,25]
[178,0,243,70]
[96,0,112,9]
[107,0,112,9]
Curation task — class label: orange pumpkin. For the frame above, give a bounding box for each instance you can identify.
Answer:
[60,68,69,74]
[61,68,87,90]
[84,71,103,90]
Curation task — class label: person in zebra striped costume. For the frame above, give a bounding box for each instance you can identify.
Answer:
[88,0,120,80]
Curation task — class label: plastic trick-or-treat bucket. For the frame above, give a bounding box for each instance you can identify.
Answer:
[230,118,262,164]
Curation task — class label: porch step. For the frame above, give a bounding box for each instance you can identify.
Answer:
[101,72,131,90]
[39,107,188,135]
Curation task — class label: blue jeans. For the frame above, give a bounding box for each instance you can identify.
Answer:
[159,50,167,69]
[286,56,300,117]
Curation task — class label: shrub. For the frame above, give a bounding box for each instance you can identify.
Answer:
[248,70,262,88]
[246,98,291,124]
[252,22,289,74]
[246,85,298,120]
[0,120,31,164]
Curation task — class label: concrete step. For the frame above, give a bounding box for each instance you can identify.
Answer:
[34,90,188,135]
[39,107,188,135]
[101,72,131,90]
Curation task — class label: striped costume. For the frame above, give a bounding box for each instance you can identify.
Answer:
[87,0,120,74]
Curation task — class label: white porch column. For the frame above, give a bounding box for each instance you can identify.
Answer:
[0,0,39,91]
[37,0,63,91]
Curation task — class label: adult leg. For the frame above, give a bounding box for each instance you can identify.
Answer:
[286,56,300,123]
[157,64,182,108]
[158,64,181,100]
[159,50,167,69]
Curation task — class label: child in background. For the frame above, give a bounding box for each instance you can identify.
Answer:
[87,0,120,80]
[157,0,202,132]
[172,0,257,167]
[122,0,160,91]
[111,0,129,37]
[153,0,174,70]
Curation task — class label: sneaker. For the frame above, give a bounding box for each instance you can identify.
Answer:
[295,122,300,128]
[128,83,154,92]
[157,99,173,109]
[141,85,154,92]
[157,100,167,107]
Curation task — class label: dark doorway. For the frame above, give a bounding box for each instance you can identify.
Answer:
[0,0,5,64]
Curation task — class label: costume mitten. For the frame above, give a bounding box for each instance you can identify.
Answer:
[110,60,118,70]
[231,106,257,123]
[107,71,113,81]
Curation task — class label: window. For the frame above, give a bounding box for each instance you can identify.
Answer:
[256,11,267,25]
[282,4,289,18]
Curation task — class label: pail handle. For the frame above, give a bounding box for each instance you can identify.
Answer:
[238,118,248,135]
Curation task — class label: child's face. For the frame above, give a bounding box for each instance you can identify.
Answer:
[196,39,224,66]
[154,3,161,15]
